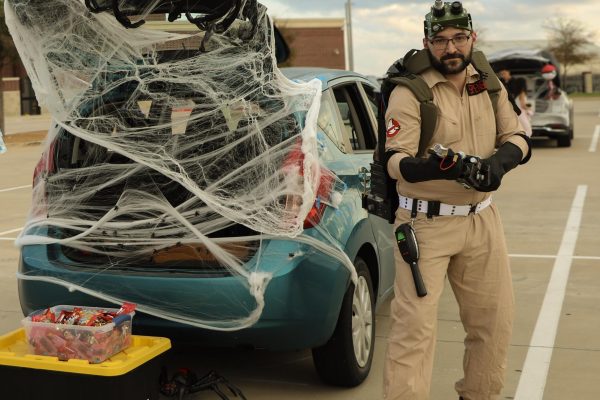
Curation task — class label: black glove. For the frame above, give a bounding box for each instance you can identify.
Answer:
[470,142,523,192]
[399,147,464,183]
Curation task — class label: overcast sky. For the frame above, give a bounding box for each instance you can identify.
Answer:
[259,0,600,76]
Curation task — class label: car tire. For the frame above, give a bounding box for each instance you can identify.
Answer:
[312,256,375,387]
[557,135,571,147]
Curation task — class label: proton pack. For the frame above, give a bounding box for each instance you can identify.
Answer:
[362,48,503,223]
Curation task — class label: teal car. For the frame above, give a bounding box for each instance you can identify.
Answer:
[18,67,395,386]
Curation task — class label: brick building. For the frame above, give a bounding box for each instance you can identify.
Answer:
[2,53,37,117]
[274,18,345,70]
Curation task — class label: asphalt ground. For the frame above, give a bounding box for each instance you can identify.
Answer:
[1,97,599,400]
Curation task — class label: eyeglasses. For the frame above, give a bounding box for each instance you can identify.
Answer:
[429,34,471,50]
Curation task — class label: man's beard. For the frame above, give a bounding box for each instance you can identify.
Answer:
[429,44,473,75]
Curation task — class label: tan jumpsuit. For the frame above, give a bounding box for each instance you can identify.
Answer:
[382,63,529,400]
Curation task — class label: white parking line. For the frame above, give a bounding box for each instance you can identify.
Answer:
[0,184,31,193]
[572,255,600,260]
[509,254,600,261]
[590,125,600,152]
[0,237,16,241]
[0,227,23,236]
[514,185,587,400]
[509,254,556,259]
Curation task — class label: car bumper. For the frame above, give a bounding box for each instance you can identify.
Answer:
[532,124,569,138]
[18,240,351,350]
[531,109,571,139]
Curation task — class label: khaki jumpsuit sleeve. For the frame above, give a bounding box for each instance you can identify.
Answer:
[384,85,422,181]
[494,84,530,159]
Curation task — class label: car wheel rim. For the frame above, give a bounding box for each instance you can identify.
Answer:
[352,275,373,368]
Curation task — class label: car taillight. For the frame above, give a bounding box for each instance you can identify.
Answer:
[282,139,334,229]
[33,140,57,186]
[283,181,332,229]
[32,139,57,217]
[303,203,325,229]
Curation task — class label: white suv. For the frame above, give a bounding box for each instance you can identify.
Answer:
[489,48,574,147]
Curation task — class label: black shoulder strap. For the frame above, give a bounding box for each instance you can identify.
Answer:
[471,50,502,115]
[383,49,438,158]
[387,75,437,158]
[403,48,431,75]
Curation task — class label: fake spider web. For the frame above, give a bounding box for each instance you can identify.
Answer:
[7,0,355,330]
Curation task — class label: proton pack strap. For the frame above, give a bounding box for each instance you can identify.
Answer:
[471,50,502,115]
[401,49,438,158]
[388,75,437,158]
[387,49,434,103]
[387,75,432,103]
[403,49,432,75]
[471,50,501,91]
[418,102,437,158]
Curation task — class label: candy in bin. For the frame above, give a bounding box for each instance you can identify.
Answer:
[22,303,136,363]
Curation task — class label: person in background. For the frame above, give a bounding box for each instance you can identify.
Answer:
[539,64,560,100]
[499,69,532,136]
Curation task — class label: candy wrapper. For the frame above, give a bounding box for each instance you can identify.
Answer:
[22,303,136,363]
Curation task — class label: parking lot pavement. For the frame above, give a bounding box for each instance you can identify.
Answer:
[0,145,36,335]
[1,98,600,399]
[4,113,52,136]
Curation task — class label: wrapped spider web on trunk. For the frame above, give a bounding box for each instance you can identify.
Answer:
[7,0,353,330]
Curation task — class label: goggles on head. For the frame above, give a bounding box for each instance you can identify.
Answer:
[424,1,473,39]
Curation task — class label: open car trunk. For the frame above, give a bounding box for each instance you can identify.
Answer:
[49,126,260,273]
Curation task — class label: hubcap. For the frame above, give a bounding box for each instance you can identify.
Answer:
[352,275,373,368]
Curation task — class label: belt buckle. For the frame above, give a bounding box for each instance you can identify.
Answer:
[468,203,478,214]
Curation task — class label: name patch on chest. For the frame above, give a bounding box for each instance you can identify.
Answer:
[466,79,487,96]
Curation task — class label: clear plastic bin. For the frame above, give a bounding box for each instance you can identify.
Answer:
[22,305,134,363]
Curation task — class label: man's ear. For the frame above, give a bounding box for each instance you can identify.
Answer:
[471,31,477,44]
[423,37,429,49]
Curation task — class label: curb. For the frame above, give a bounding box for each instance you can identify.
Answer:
[4,131,47,146]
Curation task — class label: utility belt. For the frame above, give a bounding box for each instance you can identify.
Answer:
[398,195,492,218]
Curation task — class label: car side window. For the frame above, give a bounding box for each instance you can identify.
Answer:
[361,83,379,120]
[317,90,347,152]
[332,83,376,152]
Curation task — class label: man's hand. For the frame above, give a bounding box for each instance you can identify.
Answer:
[456,155,488,189]
[468,142,524,192]
[399,147,465,183]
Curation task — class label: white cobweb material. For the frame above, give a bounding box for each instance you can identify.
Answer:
[7,0,354,330]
